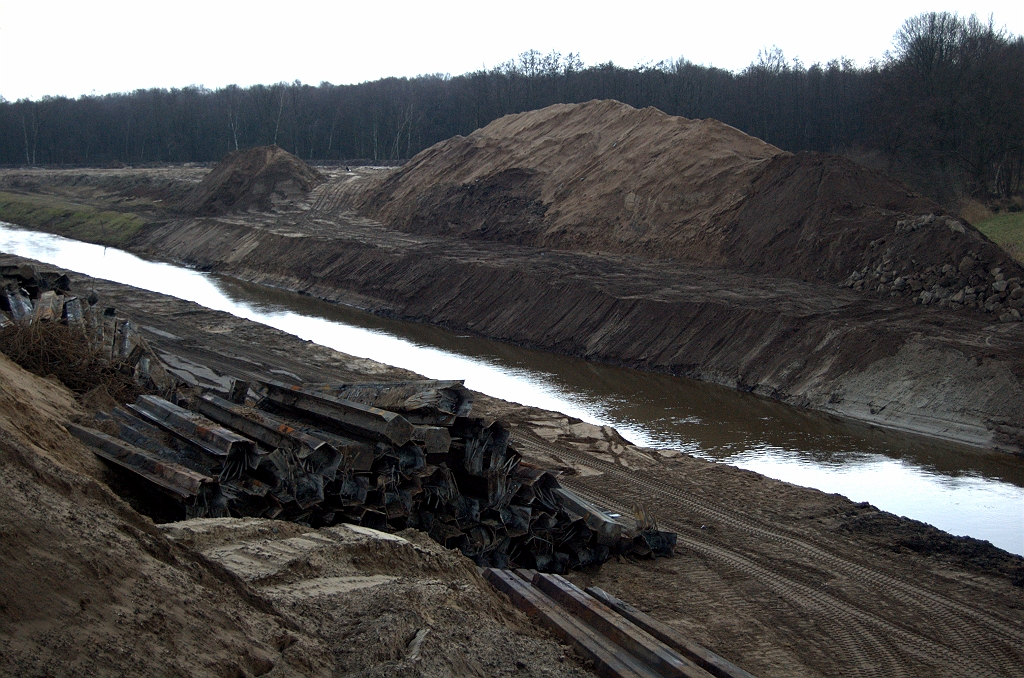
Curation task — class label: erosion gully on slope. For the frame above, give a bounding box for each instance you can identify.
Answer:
[1,222,1023,557]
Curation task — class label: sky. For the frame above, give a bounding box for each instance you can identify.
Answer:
[2,0,1022,101]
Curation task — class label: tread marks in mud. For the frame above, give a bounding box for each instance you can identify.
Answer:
[563,479,1002,678]
[310,176,358,215]
[511,430,1024,678]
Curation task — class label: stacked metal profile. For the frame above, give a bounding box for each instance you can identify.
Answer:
[70,376,676,572]
[484,568,758,678]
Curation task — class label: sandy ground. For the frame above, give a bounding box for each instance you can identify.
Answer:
[2,255,1021,677]
[0,347,599,677]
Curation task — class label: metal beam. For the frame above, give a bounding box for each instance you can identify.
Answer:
[483,568,657,678]
[533,573,715,678]
[260,379,413,446]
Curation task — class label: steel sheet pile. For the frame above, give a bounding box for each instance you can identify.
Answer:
[71,377,674,573]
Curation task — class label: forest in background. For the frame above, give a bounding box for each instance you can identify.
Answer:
[2,12,1022,206]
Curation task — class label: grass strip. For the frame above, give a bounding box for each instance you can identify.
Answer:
[0,191,145,247]
[975,211,1024,265]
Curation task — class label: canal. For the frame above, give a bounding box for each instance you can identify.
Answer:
[2,222,1022,555]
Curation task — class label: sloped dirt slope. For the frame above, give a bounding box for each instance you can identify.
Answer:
[356,100,1023,291]
[0,352,593,678]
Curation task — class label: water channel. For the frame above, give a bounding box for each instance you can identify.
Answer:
[2,222,1023,555]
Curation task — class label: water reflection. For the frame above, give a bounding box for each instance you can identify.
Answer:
[2,223,1022,555]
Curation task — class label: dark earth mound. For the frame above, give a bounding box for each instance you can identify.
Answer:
[181,145,324,216]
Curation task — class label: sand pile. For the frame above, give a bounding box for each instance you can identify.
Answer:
[357,100,1023,304]
[360,99,782,265]
[181,145,324,215]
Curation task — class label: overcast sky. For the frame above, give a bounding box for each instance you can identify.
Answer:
[2,0,1022,101]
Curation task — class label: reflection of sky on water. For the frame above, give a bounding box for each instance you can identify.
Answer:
[2,223,1022,555]
[730,445,1023,551]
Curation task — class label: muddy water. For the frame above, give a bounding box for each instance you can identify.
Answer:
[3,223,1023,555]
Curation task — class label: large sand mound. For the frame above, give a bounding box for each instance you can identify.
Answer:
[357,100,1022,292]
[182,145,324,215]
[360,99,781,266]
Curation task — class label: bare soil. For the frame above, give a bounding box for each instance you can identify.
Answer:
[356,100,1021,290]
[0,339,596,678]
[179,145,325,216]
[1,259,1021,677]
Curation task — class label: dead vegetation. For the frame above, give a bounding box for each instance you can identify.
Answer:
[0,321,144,402]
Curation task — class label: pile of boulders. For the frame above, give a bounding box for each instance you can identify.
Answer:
[842,214,1023,322]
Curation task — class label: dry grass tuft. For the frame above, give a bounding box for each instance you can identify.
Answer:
[0,321,145,403]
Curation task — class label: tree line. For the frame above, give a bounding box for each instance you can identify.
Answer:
[2,12,1021,204]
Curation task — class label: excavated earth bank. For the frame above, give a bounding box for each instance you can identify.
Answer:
[1,254,1022,678]
[0,101,1022,460]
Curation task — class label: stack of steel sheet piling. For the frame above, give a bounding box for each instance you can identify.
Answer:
[2,263,80,328]
[70,376,676,572]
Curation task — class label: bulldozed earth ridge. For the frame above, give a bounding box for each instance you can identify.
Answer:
[1,253,1022,678]
[0,160,1023,457]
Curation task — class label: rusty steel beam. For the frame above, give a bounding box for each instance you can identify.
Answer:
[303,380,473,426]
[412,425,451,456]
[3,287,33,321]
[483,568,657,678]
[68,423,223,510]
[585,587,758,678]
[33,290,63,322]
[129,395,258,480]
[533,574,716,678]
[196,393,337,457]
[130,395,256,460]
[553,487,630,545]
[261,379,413,446]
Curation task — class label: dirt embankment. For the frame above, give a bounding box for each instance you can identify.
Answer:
[0,342,596,678]
[357,100,1024,320]
[1,259,1022,678]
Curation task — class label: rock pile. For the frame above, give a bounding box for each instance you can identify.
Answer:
[842,213,1024,322]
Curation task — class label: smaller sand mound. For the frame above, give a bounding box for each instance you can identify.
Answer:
[181,145,324,215]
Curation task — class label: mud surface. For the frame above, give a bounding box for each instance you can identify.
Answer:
[1,257,1022,677]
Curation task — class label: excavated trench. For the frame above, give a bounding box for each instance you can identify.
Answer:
[124,210,1024,457]
[4,221,1023,556]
